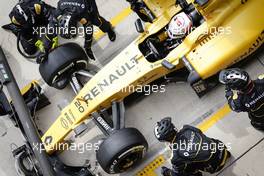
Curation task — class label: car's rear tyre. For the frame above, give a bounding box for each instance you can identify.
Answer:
[39,43,88,89]
[96,128,148,174]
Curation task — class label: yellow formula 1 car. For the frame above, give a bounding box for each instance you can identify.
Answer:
[35,0,264,174]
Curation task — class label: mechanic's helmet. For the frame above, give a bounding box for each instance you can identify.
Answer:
[9,3,34,27]
[58,13,78,39]
[154,117,178,143]
[167,12,193,39]
[219,68,252,91]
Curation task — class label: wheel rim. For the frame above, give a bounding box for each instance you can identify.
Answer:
[118,151,142,170]
[51,60,88,87]
[114,145,147,173]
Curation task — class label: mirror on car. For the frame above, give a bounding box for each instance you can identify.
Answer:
[135,19,145,33]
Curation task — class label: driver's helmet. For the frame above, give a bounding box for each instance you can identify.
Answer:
[154,117,178,143]
[9,3,35,28]
[58,12,78,39]
[167,12,193,39]
[219,68,252,91]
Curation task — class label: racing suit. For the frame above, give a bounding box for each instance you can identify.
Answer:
[166,125,230,176]
[54,0,114,60]
[226,74,264,130]
[2,0,55,56]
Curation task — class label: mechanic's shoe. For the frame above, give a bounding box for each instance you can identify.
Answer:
[85,48,96,60]
[2,23,20,36]
[251,121,264,131]
[161,166,172,176]
[227,150,231,159]
[107,27,116,42]
[193,172,203,176]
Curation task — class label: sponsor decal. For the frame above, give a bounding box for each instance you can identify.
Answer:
[60,111,76,129]
[235,31,264,63]
[96,116,111,131]
[245,92,264,108]
[74,56,138,113]
[61,118,69,129]
[61,2,85,8]
[44,136,53,145]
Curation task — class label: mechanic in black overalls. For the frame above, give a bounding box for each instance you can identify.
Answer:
[154,117,231,176]
[126,0,154,22]
[55,0,116,60]
[2,0,55,59]
[219,68,264,130]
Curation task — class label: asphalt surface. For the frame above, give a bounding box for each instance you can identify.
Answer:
[0,0,263,176]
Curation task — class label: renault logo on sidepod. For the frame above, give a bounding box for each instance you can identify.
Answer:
[44,136,53,145]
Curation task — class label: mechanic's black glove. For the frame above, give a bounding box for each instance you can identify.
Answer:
[224,87,233,99]
[84,40,95,60]
[161,166,173,176]
[85,48,95,60]
[2,23,21,36]
[36,52,48,64]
